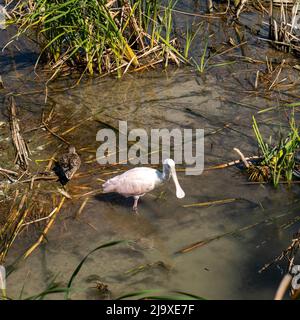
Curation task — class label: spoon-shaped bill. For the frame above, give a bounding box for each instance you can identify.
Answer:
[170,166,185,198]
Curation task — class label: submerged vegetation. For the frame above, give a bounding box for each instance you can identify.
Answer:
[247,114,300,187]
[1,241,204,300]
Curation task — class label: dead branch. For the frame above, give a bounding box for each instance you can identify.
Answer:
[0,167,18,176]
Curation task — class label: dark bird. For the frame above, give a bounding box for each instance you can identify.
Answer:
[53,146,81,185]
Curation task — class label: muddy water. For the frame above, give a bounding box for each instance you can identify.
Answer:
[1,4,300,300]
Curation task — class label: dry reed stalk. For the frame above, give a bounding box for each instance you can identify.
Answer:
[183,198,239,208]
[233,147,251,168]
[0,192,29,263]
[269,0,300,54]
[23,196,66,259]
[20,176,57,184]
[123,0,145,51]
[56,188,72,199]
[21,206,58,227]
[0,192,27,240]
[0,167,18,176]
[37,108,70,145]
[61,115,94,136]
[269,59,285,90]
[2,208,31,258]
[73,188,103,199]
[42,121,70,145]
[9,97,30,171]
[203,156,261,170]
[207,0,213,13]
[255,70,260,89]
[176,219,265,254]
[175,213,298,255]
[236,0,248,18]
[75,197,89,219]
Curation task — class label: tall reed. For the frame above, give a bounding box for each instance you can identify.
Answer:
[9,0,186,78]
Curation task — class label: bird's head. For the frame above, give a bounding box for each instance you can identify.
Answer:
[163,158,175,169]
[163,158,185,199]
[68,146,76,154]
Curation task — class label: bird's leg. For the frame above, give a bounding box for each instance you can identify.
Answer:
[133,196,139,212]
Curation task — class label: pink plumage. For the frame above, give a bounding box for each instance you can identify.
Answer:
[102,159,185,211]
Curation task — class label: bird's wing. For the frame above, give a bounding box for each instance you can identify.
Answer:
[58,154,70,169]
[103,167,158,196]
[69,155,81,175]
[70,154,81,167]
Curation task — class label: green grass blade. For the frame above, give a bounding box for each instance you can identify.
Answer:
[65,240,125,299]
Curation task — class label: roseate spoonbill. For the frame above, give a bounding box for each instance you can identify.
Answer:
[53,146,81,185]
[102,159,185,211]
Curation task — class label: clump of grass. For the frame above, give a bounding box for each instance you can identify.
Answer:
[249,113,300,187]
[191,33,235,74]
[8,0,186,79]
[183,22,203,60]
[192,35,209,73]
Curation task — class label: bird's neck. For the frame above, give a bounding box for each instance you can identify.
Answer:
[162,165,171,181]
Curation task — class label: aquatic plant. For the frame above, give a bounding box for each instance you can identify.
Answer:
[3,241,204,300]
[250,113,300,187]
[191,32,236,74]
[193,35,209,73]
[8,0,186,79]
[183,23,202,60]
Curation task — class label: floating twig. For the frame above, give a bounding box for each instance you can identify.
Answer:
[183,198,239,208]
[236,0,248,19]
[21,207,58,227]
[233,147,251,168]
[0,167,18,176]
[205,155,261,170]
[19,175,57,184]
[42,121,70,145]
[75,197,89,219]
[176,211,296,254]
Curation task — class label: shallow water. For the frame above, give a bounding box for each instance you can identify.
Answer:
[1,2,300,300]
